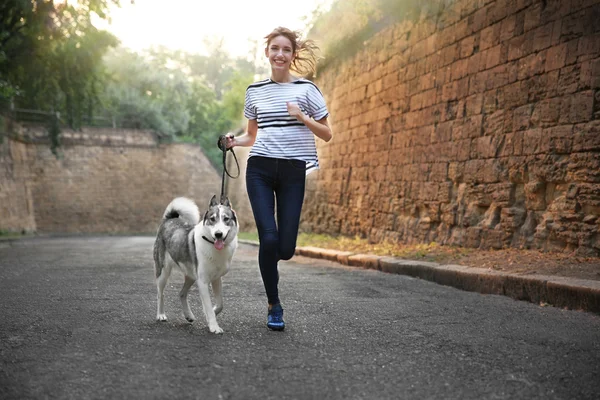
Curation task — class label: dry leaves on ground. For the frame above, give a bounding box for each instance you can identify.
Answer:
[295,233,600,282]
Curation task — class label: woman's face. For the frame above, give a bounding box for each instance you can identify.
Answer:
[265,35,295,73]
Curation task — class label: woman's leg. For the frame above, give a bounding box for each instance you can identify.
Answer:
[246,157,280,305]
[276,159,306,261]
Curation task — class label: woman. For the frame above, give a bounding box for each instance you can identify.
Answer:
[224,26,332,331]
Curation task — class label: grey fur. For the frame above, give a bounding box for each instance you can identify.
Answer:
[203,195,237,227]
[152,196,238,334]
[153,218,196,278]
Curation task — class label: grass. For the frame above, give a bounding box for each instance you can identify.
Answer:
[0,230,27,239]
[239,231,473,264]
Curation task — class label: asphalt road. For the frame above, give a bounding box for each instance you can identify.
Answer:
[1,236,599,400]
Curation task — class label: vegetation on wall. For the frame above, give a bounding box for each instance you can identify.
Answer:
[308,0,456,72]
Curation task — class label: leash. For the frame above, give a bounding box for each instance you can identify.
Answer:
[197,135,239,248]
[217,134,240,199]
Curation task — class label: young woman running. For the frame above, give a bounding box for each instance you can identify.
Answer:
[225,26,332,331]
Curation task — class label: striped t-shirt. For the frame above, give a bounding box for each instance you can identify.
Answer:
[244,78,329,174]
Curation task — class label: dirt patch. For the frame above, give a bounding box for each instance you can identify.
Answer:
[292,233,600,282]
[455,249,600,281]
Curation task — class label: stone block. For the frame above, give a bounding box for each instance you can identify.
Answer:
[485,44,506,69]
[508,33,528,61]
[491,182,515,206]
[459,35,478,58]
[568,153,600,183]
[545,125,574,154]
[523,1,543,32]
[480,23,499,51]
[503,81,528,109]
[532,22,554,52]
[545,42,568,71]
[465,227,483,248]
[484,158,508,183]
[472,135,495,159]
[517,51,546,80]
[500,13,518,42]
[522,129,543,155]
[465,114,484,138]
[531,98,561,128]
[560,91,594,124]
[513,104,534,130]
[483,110,506,135]
[577,33,600,58]
[557,65,581,95]
[573,121,600,152]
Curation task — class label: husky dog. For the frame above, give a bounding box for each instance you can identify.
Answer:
[153,195,238,334]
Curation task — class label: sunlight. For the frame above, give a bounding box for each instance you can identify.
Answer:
[94,0,334,58]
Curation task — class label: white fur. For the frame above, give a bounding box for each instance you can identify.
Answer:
[154,198,238,334]
[163,197,200,225]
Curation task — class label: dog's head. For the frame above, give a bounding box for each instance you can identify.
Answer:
[202,195,238,250]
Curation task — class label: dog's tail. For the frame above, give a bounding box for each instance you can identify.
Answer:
[163,197,200,225]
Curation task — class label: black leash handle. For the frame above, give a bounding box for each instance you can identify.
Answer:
[217,134,240,198]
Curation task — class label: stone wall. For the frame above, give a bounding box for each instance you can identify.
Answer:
[0,121,221,234]
[302,0,600,255]
[224,146,256,232]
[0,131,36,233]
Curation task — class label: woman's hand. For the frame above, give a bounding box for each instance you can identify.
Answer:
[225,134,235,149]
[225,120,258,148]
[286,102,332,142]
[286,102,307,123]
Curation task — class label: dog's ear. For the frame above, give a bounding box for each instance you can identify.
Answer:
[209,195,219,207]
[231,208,238,224]
[220,195,231,207]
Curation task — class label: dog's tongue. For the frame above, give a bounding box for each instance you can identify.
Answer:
[214,239,225,251]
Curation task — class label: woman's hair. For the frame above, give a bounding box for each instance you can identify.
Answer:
[265,27,320,77]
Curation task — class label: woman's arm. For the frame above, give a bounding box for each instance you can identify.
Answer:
[226,119,257,148]
[286,102,332,142]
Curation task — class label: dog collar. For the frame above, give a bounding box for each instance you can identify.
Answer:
[201,234,228,245]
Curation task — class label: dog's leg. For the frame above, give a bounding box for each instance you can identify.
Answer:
[156,262,171,321]
[180,275,196,322]
[198,281,223,334]
[212,277,223,316]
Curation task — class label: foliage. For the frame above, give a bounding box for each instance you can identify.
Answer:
[0,1,257,167]
[102,47,191,136]
[101,44,254,167]
[1,0,120,127]
[307,0,455,71]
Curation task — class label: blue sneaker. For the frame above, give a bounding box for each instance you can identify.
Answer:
[267,303,285,331]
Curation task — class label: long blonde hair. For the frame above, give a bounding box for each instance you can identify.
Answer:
[264,27,320,77]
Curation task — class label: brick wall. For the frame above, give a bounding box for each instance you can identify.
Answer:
[303,0,600,255]
[0,122,221,234]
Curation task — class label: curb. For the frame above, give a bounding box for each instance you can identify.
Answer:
[239,240,600,315]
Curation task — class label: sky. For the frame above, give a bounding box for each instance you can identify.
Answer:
[96,0,334,59]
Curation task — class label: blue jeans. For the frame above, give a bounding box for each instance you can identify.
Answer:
[246,156,306,306]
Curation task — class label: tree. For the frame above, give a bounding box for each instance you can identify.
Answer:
[102,47,190,136]
[1,0,120,126]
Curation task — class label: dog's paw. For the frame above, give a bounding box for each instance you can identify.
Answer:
[156,314,168,322]
[209,324,223,334]
[183,312,196,323]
